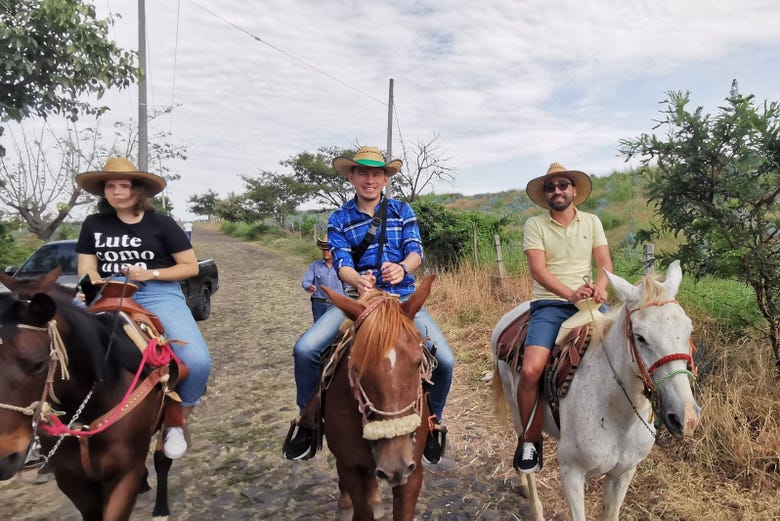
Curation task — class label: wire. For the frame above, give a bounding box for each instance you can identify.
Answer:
[184,0,386,106]
[170,0,182,132]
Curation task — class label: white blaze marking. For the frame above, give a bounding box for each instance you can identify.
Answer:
[387,348,397,368]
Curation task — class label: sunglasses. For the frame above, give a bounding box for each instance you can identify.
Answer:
[543,180,573,193]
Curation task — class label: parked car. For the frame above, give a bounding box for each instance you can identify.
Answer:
[2,240,219,321]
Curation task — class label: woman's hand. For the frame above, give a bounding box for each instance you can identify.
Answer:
[122,265,152,282]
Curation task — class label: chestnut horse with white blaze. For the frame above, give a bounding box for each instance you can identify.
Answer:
[322,276,436,521]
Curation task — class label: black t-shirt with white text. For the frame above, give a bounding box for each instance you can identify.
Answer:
[76,210,191,278]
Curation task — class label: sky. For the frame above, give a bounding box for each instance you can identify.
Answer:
[39,1,780,218]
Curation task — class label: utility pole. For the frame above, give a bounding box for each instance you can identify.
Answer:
[385,78,394,198]
[138,0,148,172]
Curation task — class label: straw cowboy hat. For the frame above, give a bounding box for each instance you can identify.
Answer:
[332,146,403,177]
[316,234,329,249]
[555,298,605,346]
[76,157,166,197]
[526,162,592,210]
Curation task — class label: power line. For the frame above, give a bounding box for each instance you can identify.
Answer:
[170,0,182,132]
[185,0,386,106]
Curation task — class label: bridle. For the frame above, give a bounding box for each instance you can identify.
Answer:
[346,295,436,441]
[606,299,697,436]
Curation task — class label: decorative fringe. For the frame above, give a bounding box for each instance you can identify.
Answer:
[363,413,421,441]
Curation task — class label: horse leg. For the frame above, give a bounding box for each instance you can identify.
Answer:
[559,463,588,521]
[391,462,423,521]
[335,461,375,521]
[152,449,173,520]
[600,467,637,521]
[55,469,103,521]
[337,486,353,521]
[368,480,385,520]
[102,462,147,521]
[524,473,545,521]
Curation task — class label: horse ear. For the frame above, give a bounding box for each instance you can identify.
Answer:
[604,267,641,306]
[663,260,683,297]
[322,285,365,321]
[26,293,57,326]
[401,275,436,318]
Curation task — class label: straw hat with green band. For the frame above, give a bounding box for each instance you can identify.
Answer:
[332,146,403,177]
[316,234,329,249]
[76,157,166,197]
[526,162,592,210]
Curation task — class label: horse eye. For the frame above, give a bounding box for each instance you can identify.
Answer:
[22,359,48,375]
[635,334,647,344]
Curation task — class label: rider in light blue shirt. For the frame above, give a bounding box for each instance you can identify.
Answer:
[301,235,345,322]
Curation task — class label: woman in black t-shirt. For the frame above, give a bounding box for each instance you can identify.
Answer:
[75,157,212,460]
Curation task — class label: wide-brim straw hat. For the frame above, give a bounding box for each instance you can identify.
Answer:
[316,234,329,249]
[76,157,166,197]
[332,146,402,177]
[526,162,592,209]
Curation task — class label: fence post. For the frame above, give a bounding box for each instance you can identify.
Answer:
[643,243,655,274]
[472,221,479,269]
[495,234,506,285]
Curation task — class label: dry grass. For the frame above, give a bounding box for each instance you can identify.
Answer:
[424,265,780,520]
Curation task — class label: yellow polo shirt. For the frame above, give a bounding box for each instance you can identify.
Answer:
[523,208,608,301]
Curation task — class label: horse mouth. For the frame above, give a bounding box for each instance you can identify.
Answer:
[0,452,26,480]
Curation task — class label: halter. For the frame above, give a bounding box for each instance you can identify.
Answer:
[346,295,436,441]
[0,321,70,421]
[621,299,697,428]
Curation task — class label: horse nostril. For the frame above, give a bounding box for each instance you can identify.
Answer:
[375,469,390,481]
[665,412,683,435]
[406,462,416,476]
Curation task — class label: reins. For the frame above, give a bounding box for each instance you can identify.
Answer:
[605,299,697,437]
[346,295,436,441]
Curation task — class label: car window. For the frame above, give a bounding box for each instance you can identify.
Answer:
[17,242,78,276]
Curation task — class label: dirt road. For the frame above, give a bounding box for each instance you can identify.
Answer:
[0,226,541,521]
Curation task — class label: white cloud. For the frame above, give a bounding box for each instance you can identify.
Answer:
[24,0,780,218]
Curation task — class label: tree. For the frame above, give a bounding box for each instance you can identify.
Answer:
[0,109,187,240]
[242,171,310,226]
[280,146,355,208]
[188,190,219,218]
[395,132,455,202]
[619,82,780,372]
[0,0,138,154]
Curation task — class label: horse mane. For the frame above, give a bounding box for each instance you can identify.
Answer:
[48,292,144,385]
[349,291,420,379]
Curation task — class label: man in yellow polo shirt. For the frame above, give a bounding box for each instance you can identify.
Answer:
[515,162,613,473]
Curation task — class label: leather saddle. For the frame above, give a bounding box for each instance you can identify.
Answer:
[495,308,592,429]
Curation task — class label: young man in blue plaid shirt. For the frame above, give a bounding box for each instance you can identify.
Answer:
[284,146,454,464]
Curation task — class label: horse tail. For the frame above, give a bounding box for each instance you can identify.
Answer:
[490,361,511,424]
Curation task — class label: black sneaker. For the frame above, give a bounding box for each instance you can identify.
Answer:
[283,421,315,461]
[423,422,447,464]
[513,439,541,473]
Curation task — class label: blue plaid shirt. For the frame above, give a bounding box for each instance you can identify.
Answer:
[328,196,423,297]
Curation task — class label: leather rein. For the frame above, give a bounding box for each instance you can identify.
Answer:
[623,299,696,414]
[347,295,436,441]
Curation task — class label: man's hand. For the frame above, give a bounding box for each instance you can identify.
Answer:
[380,262,405,285]
[569,284,594,303]
[356,271,376,296]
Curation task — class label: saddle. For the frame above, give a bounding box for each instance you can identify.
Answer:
[495,308,593,429]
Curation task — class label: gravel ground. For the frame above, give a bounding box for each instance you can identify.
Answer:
[0,225,551,521]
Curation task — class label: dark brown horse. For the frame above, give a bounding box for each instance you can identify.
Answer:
[322,276,436,521]
[0,269,174,520]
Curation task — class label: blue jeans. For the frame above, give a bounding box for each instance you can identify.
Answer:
[133,280,212,407]
[293,301,454,420]
[311,300,333,323]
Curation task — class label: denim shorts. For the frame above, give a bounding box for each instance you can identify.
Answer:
[525,300,579,350]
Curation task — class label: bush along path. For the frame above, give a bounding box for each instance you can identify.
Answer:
[0,225,543,520]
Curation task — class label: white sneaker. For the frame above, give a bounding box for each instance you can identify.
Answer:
[163,427,187,459]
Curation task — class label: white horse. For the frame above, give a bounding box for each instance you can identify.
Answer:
[491,261,701,521]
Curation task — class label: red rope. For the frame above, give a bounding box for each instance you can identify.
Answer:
[648,353,693,374]
[39,338,175,437]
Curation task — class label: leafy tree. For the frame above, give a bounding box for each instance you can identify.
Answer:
[395,132,455,202]
[0,0,138,154]
[412,199,507,270]
[280,146,354,208]
[188,190,219,217]
[212,193,260,223]
[242,171,310,226]
[0,110,186,239]
[619,82,780,372]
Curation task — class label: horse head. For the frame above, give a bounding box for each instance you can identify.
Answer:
[0,278,60,480]
[324,275,435,487]
[605,260,701,437]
